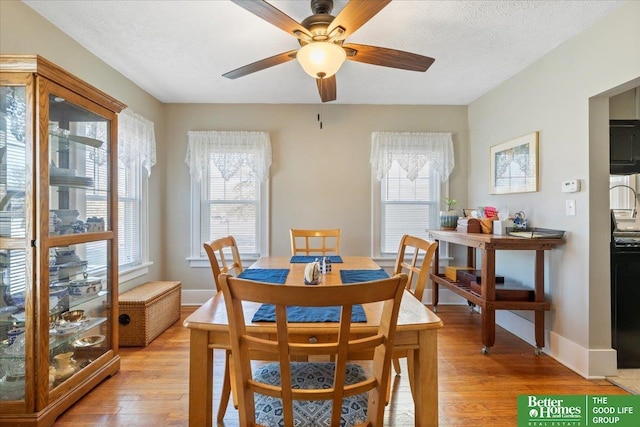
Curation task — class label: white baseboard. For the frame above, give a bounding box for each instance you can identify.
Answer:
[181,289,216,306]
[495,310,617,379]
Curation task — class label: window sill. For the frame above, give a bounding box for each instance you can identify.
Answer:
[119,261,153,284]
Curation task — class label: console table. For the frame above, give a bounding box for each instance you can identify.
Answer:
[428,230,564,355]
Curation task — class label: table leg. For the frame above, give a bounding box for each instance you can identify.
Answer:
[534,250,545,350]
[189,329,213,427]
[480,250,496,352]
[409,329,439,426]
[432,242,440,309]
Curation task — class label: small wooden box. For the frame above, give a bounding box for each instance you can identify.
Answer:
[470,281,534,301]
[457,269,505,285]
[445,266,475,281]
[119,281,181,347]
[457,218,481,233]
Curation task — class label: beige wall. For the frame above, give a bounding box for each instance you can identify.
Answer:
[610,87,639,119]
[468,1,640,377]
[0,0,165,291]
[165,104,468,301]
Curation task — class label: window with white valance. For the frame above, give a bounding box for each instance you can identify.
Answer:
[185,131,271,182]
[66,108,155,279]
[185,131,271,263]
[371,131,454,182]
[371,131,455,257]
[116,108,156,276]
[118,108,157,177]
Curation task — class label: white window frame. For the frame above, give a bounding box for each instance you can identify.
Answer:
[115,108,156,282]
[117,157,152,282]
[187,175,269,268]
[371,167,448,263]
[370,131,454,265]
[185,131,271,268]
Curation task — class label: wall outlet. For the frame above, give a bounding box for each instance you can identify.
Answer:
[566,199,576,216]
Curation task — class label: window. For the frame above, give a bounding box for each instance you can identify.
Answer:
[371,131,454,257]
[75,118,150,274]
[117,155,143,269]
[116,109,156,276]
[378,162,440,254]
[610,174,637,218]
[186,131,271,264]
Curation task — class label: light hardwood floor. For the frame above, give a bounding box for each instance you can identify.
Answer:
[52,305,628,426]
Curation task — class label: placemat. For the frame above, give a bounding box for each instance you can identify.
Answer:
[289,255,343,263]
[340,268,389,284]
[252,304,366,323]
[238,268,289,284]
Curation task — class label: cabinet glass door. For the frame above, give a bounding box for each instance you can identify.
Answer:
[49,241,111,389]
[46,91,114,392]
[0,85,29,401]
[48,93,110,236]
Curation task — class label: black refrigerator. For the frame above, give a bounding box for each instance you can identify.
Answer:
[611,243,640,368]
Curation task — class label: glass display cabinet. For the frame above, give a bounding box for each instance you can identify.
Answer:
[0,55,125,426]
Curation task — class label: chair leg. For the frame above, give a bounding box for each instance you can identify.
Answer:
[393,357,401,375]
[216,350,233,423]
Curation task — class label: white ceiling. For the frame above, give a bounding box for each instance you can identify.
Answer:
[23,0,626,105]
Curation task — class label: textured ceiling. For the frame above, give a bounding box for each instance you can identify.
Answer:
[23,0,626,105]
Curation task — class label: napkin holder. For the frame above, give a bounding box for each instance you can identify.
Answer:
[304,262,320,285]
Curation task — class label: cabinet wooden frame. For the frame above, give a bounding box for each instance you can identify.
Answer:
[1,55,125,426]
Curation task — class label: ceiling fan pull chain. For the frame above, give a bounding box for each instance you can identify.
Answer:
[318,77,324,129]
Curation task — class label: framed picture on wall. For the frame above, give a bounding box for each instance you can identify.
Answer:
[490,131,539,194]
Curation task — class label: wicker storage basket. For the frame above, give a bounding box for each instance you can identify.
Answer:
[118,281,181,347]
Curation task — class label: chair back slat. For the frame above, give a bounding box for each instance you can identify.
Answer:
[219,273,407,427]
[393,234,438,302]
[203,236,243,291]
[290,228,341,256]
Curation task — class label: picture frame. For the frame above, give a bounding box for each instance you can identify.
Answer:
[490,131,538,194]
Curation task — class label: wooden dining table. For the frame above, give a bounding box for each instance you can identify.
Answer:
[183,256,443,426]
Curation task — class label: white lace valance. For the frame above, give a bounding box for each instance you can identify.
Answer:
[371,131,454,182]
[118,108,157,177]
[185,131,272,182]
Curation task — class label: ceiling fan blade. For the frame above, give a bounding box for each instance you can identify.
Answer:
[327,0,391,40]
[231,0,312,39]
[343,43,435,72]
[223,50,298,79]
[316,75,337,103]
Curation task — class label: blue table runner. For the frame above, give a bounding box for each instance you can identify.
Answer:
[340,268,389,284]
[252,304,366,323]
[246,265,367,323]
[238,268,289,284]
[289,255,343,263]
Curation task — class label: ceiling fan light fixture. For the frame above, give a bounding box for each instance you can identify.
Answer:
[297,42,346,79]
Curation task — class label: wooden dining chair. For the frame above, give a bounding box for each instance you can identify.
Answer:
[290,228,341,256]
[218,272,407,427]
[202,235,243,422]
[391,234,438,375]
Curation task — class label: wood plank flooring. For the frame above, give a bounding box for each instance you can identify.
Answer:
[52,305,628,426]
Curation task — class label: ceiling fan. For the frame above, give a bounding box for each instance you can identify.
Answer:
[223,0,435,103]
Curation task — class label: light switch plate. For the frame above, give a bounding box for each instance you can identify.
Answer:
[566,199,576,216]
